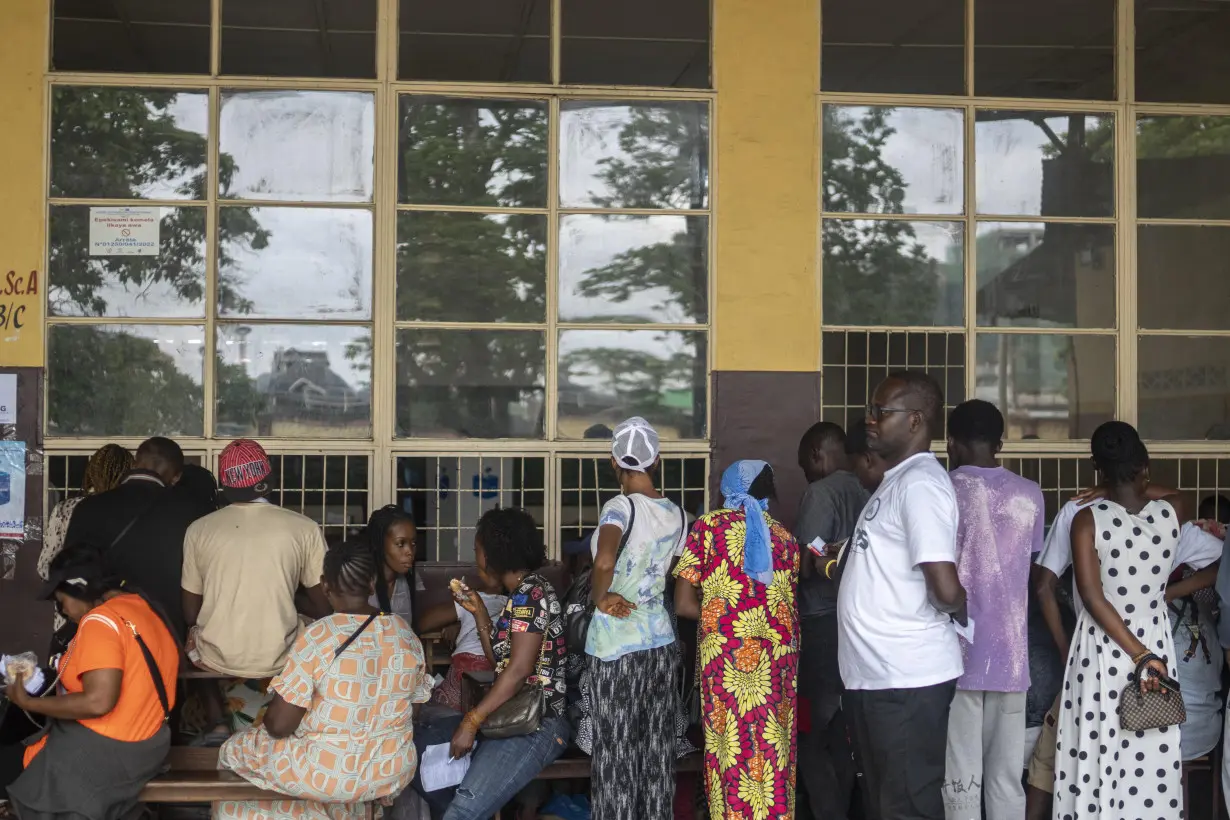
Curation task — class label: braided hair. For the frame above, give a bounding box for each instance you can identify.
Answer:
[83,444,132,495]
[362,505,416,614]
[324,539,378,599]
[1091,420,1149,488]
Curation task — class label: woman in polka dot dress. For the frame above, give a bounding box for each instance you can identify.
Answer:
[1055,422,1187,820]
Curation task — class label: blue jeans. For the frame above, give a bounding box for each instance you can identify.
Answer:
[412,711,571,820]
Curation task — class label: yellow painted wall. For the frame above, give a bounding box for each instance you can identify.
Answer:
[0,0,47,367]
[712,0,820,373]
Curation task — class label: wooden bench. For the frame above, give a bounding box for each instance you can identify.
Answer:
[139,748,377,819]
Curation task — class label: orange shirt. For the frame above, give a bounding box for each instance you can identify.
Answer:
[25,594,179,766]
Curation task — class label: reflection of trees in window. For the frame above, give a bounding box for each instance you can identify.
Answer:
[822,107,948,326]
[48,88,270,435]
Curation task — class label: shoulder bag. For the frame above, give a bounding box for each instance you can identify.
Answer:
[563,499,637,654]
[482,575,550,739]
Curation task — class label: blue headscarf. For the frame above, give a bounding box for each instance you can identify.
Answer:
[720,460,774,587]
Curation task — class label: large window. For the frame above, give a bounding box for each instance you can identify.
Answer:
[821,0,1230,450]
[44,0,713,554]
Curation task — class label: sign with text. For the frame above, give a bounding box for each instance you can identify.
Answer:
[0,442,25,539]
[0,270,39,366]
[89,206,160,256]
[0,374,14,424]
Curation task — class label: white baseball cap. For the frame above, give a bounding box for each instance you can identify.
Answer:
[612,417,660,472]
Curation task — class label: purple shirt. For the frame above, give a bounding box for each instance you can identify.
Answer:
[950,465,1044,692]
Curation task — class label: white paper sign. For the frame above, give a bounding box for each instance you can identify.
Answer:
[89,207,160,256]
[0,442,26,539]
[0,374,15,425]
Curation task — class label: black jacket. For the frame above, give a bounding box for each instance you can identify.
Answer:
[64,473,212,640]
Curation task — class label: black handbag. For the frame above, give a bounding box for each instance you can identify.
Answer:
[563,501,637,654]
[1117,658,1185,732]
[481,680,546,739]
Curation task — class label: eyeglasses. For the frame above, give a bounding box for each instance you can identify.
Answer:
[866,404,921,422]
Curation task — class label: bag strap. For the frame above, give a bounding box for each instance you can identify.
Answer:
[110,499,159,550]
[334,612,381,660]
[617,497,637,557]
[122,620,170,722]
[676,506,688,552]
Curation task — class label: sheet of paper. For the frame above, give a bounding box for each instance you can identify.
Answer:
[806,537,826,556]
[0,374,15,425]
[0,442,26,539]
[419,742,472,792]
[954,615,976,644]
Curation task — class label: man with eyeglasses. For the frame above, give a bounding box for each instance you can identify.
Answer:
[837,371,967,820]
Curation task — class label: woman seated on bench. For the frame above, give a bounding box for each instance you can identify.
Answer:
[410,508,570,820]
[3,544,179,820]
[417,569,507,714]
[216,540,433,820]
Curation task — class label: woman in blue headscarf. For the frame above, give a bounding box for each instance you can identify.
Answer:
[673,460,800,820]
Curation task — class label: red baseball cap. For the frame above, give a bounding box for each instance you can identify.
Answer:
[218,439,272,489]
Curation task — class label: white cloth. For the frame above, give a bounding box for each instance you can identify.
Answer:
[1053,500,1183,820]
[943,690,1026,820]
[837,452,964,691]
[1034,498,1221,614]
[452,592,507,658]
[1168,523,1225,760]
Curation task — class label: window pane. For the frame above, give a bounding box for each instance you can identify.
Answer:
[1139,336,1230,440]
[561,0,710,88]
[216,324,372,439]
[220,90,375,203]
[823,219,963,326]
[396,211,546,323]
[559,215,708,324]
[821,0,965,95]
[1136,0,1230,104]
[560,101,709,210]
[976,112,1114,217]
[219,207,372,320]
[976,222,1115,329]
[398,97,548,208]
[558,329,707,439]
[222,0,377,78]
[975,333,1115,439]
[820,330,965,433]
[396,329,546,439]
[1136,115,1230,220]
[48,205,205,318]
[51,87,208,200]
[1139,225,1230,331]
[823,106,964,215]
[52,0,210,74]
[398,0,550,83]
[975,0,1115,99]
[48,324,205,437]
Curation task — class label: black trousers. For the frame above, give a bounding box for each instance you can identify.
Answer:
[844,679,957,820]
[797,615,857,820]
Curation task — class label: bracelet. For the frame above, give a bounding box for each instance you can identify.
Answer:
[1130,649,1152,665]
[462,710,484,732]
[823,559,838,579]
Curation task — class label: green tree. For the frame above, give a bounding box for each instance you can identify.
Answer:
[47,87,268,436]
[821,106,945,326]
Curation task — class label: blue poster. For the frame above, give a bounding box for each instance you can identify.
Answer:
[0,442,25,539]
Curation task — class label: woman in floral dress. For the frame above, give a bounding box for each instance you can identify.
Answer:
[674,460,800,820]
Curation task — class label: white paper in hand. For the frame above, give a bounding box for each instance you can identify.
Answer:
[954,616,976,644]
[419,742,472,792]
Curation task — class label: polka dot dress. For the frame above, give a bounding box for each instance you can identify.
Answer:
[1053,499,1183,820]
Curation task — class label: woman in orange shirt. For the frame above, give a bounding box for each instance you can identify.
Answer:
[4,543,179,820]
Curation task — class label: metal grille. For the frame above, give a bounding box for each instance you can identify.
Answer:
[394,456,547,562]
[1149,458,1230,524]
[821,330,966,433]
[261,454,370,546]
[558,455,708,550]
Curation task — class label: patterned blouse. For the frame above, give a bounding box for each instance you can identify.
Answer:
[491,572,567,719]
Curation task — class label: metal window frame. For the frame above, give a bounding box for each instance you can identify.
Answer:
[816,0,1230,455]
[39,0,714,556]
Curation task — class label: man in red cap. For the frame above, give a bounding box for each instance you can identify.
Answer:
[181,440,331,736]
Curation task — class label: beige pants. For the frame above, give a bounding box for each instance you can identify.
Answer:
[1026,696,1060,794]
[944,689,1027,820]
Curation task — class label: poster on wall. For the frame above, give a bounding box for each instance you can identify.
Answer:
[0,442,25,539]
[89,207,160,256]
[0,374,15,424]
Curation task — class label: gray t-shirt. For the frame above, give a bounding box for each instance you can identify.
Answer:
[795,470,870,618]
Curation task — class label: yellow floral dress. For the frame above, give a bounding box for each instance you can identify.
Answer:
[673,509,800,820]
[215,613,433,820]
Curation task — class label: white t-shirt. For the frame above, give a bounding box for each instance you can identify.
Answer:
[1034,500,1220,616]
[452,591,508,658]
[837,452,964,690]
